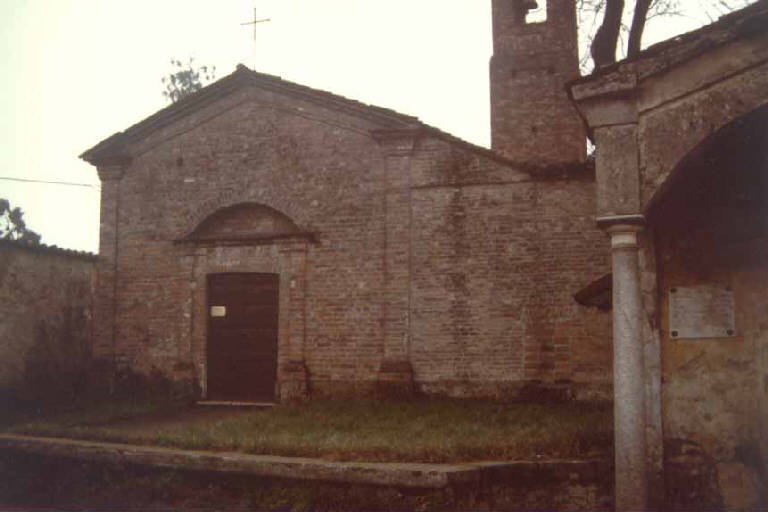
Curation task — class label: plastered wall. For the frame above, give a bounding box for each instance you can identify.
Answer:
[0,242,95,403]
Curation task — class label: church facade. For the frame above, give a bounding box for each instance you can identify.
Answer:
[81,0,611,402]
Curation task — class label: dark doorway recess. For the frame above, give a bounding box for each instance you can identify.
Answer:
[206,273,279,402]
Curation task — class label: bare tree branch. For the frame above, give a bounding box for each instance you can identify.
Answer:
[582,0,754,72]
[628,0,651,56]
[591,0,625,67]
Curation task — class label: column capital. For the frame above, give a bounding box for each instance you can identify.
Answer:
[599,217,645,250]
[597,214,645,230]
[569,70,638,130]
[96,161,130,182]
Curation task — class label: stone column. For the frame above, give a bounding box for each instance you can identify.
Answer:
[592,119,651,510]
[372,129,419,396]
[571,76,658,509]
[93,161,128,377]
[603,218,647,511]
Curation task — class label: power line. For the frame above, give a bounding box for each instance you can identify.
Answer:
[0,176,100,189]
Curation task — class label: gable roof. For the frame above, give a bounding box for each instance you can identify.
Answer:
[81,65,519,169]
[81,65,419,165]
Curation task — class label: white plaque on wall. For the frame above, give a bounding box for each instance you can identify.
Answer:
[668,284,736,339]
[210,305,227,317]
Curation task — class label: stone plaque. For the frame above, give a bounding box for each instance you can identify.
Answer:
[669,285,736,339]
[210,305,226,318]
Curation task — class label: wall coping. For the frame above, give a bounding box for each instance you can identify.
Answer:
[0,239,97,262]
[569,0,768,100]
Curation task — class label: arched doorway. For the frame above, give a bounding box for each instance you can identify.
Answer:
[177,202,315,403]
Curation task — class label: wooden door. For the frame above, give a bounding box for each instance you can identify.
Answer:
[206,273,279,401]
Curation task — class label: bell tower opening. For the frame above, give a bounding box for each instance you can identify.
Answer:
[526,0,547,23]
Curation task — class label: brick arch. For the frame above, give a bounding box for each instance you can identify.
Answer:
[179,192,303,240]
[186,202,302,241]
[645,102,768,215]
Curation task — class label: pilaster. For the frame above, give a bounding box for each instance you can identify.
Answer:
[371,129,419,396]
[94,162,128,367]
[278,241,309,401]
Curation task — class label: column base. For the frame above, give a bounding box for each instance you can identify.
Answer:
[377,359,414,399]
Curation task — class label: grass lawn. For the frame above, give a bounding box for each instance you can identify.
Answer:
[2,398,613,463]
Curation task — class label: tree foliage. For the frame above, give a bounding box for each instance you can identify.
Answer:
[161,58,216,104]
[0,198,41,244]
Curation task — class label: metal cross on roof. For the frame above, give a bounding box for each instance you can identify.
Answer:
[241,8,271,68]
[241,8,271,41]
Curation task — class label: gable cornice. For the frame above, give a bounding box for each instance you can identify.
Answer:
[80,65,423,166]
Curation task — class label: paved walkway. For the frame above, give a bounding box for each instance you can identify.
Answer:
[0,433,605,489]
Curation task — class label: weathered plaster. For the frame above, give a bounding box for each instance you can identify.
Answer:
[594,125,641,216]
[0,243,96,402]
[639,61,768,208]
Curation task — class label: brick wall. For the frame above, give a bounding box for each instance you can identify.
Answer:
[409,138,610,398]
[88,73,611,401]
[0,241,96,404]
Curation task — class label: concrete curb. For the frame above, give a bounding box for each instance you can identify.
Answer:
[0,434,608,489]
[0,434,478,488]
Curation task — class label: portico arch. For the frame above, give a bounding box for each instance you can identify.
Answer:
[648,105,768,510]
[639,77,768,208]
[646,103,768,217]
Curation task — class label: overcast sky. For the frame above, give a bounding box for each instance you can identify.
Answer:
[0,0,751,252]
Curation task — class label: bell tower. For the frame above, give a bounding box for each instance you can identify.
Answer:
[490,0,585,165]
